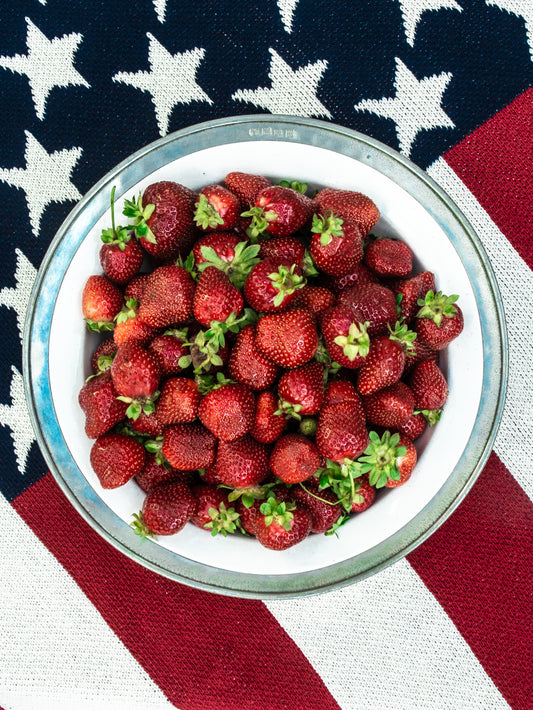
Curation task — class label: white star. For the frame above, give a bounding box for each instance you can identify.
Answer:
[0,131,83,237]
[354,57,454,157]
[396,0,462,46]
[486,0,533,61]
[153,0,167,22]
[232,48,332,118]
[0,249,37,343]
[0,17,89,120]
[278,0,300,33]
[0,366,36,476]
[112,34,212,137]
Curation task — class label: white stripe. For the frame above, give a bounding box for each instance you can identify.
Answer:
[428,158,533,501]
[266,559,509,710]
[0,494,177,710]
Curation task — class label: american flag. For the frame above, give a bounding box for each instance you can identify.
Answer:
[0,1,532,708]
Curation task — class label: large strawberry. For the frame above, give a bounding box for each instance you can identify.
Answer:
[292,285,335,319]
[190,484,243,536]
[124,273,150,303]
[364,237,412,277]
[314,187,380,236]
[78,371,128,438]
[250,390,287,444]
[243,256,305,312]
[162,421,217,470]
[113,298,156,347]
[258,235,306,270]
[90,432,145,489]
[148,329,189,376]
[291,485,342,534]
[337,282,397,336]
[138,265,195,328]
[132,481,196,536]
[269,433,321,484]
[356,323,416,395]
[192,231,241,266]
[409,359,449,424]
[255,496,311,550]
[198,382,255,441]
[227,324,280,391]
[224,171,272,206]
[319,261,379,296]
[110,341,161,419]
[277,361,324,419]
[416,290,464,349]
[82,274,123,332]
[309,212,363,276]
[194,184,240,231]
[242,185,315,238]
[134,453,187,493]
[358,430,417,488]
[215,436,270,488]
[193,266,244,327]
[255,308,318,368]
[320,304,370,369]
[362,381,415,428]
[155,377,200,426]
[315,400,369,462]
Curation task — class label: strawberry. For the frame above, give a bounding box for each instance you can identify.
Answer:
[291,485,342,534]
[195,238,261,290]
[242,185,315,238]
[162,421,217,470]
[227,324,279,391]
[198,382,255,441]
[315,400,369,462]
[362,381,415,428]
[138,265,195,328]
[190,484,243,536]
[358,430,417,488]
[132,481,196,536]
[224,171,272,206]
[99,186,144,285]
[250,390,287,444]
[320,304,370,369]
[192,231,242,266]
[198,462,223,485]
[258,235,306,269]
[255,496,311,550]
[235,496,264,535]
[126,409,165,437]
[337,282,397,336]
[244,256,305,312]
[349,476,376,513]
[78,371,128,439]
[124,273,150,302]
[314,187,380,236]
[269,433,321,484]
[319,261,379,296]
[394,412,427,440]
[135,452,187,493]
[216,436,270,489]
[291,285,335,319]
[323,379,363,409]
[113,298,156,347]
[394,270,435,323]
[90,432,145,489]
[409,359,449,424]
[90,337,117,374]
[309,213,363,276]
[356,323,416,395]
[194,184,240,231]
[277,361,324,418]
[193,266,244,327]
[82,274,123,332]
[403,337,439,374]
[416,291,464,349]
[148,329,189,376]
[155,377,200,425]
[364,237,412,277]
[255,308,318,368]
[110,341,161,419]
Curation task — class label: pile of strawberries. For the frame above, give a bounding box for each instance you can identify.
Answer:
[79,173,463,551]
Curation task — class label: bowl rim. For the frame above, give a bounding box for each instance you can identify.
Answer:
[23,114,508,598]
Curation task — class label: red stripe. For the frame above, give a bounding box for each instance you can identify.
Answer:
[444,87,533,270]
[408,451,533,710]
[12,473,341,710]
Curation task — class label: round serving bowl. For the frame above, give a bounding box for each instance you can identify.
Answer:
[23,115,507,598]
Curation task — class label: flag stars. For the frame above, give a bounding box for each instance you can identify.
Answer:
[396,0,463,47]
[0,366,36,476]
[486,0,533,61]
[354,57,455,157]
[0,249,37,343]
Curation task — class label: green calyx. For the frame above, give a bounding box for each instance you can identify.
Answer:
[197,241,261,289]
[357,430,407,488]
[316,458,365,512]
[122,193,156,243]
[226,483,275,508]
[241,206,278,240]
[85,318,115,333]
[196,371,234,395]
[416,407,443,426]
[275,398,303,421]
[115,298,138,324]
[311,211,344,246]
[276,179,308,194]
[416,290,459,327]
[194,193,225,230]
[204,503,244,537]
[130,512,155,539]
[388,320,417,353]
[100,186,132,247]
[117,391,160,421]
[333,321,370,361]
[268,264,306,307]
[260,496,296,531]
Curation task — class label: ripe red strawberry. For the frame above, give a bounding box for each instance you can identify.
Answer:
[403,337,439,374]
[244,256,305,312]
[314,187,380,236]
[138,265,195,328]
[100,236,144,285]
[126,408,165,437]
[90,337,117,374]
[82,275,123,332]
[338,282,397,336]
[124,273,150,302]
[224,171,272,206]
[385,434,417,487]
[409,359,449,422]
[350,476,376,513]
[356,331,411,395]
[227,324,279,391]
[364,237,412,277]
[162,421,217,470]
[320,304,370,369]
[250,390,286,444]
[113,299,156,347]
[90,432,145,489]
[291,485,342,534]
[416,291,464,349]
[134,453,187,493]
[155,377,200,426]
[243,185,315,238]
[291,285,335,318]
[394,270,435,323]
[110,341,161,410]
[358,430,416,488]
[148,329,189,376]
[323,379,363,409]
[255,308,318,368]
[198,383,255,441]
[132,481,196,536]
[193,266,244,327]
[258,235,306,269]
[255,497,311,550]
[192,231,241,266]
[194,184,240,231]
[319,261,379,296]
[235,496,264,535]
[190,484,243,536]
[215,435,270,488]
[394,412,427,440]
[78,371,128,438]
[315,400,369,462]
[277,361,324,418]
[198,462,222,485]
[309,213,363,276]
[362,381,415,428]
[269,433,321,484]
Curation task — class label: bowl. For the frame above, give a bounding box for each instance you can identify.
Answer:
[23,115,507,598]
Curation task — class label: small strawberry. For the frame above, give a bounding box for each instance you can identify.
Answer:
[195,238,261,290]
[258,235,306,269]
[244,256,305,312]
[358,430,416,488]
[250,390,287,444]
[82,275,123,332]
[323,379,364,411]
[90,337,117,374]
[315,401,369,462]
[277,361,324,419]
[192,231,242,266]
[194,184,240,231]
[394,412,427,440]
[227,324,280,391]
[234,497,264,535]
[126,409,165,438]
[320,304,370,369]
[162,421,217,470]
[215,435,270,488]
[255,496,311,550]
[291,285,335,319]
[190,484,243,536]
[124,273,150,302]
[78,371,128,438]
[356,322,416,395]
[110,341,161,419]
[193,266,244,327]
[309,212,363,276]
[349,476,376,513]
[291,484,342,534]
[155,377,200,426]
[224,171,272,206]
[416,291,464,349]
[255,308,318,368]
[314,187,380,236]
[269,433,321,484]
[409,359,449,424]
[113,298,156,346]
[135,453,187,493]
[319,261,379,296]
[138,265,195,328]
[403,337,440,374]
[99,187,144,285]
[148,329,189,376]
[242,185,315,238]
[364,237,412,277]
[362,381,415,428]
[198,382,256,441]
[394,270,435,323]
[90,432,145,489]
[131,481,196,536]
[338,282,397,336]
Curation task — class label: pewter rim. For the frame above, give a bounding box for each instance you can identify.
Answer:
[23,114,508,599]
